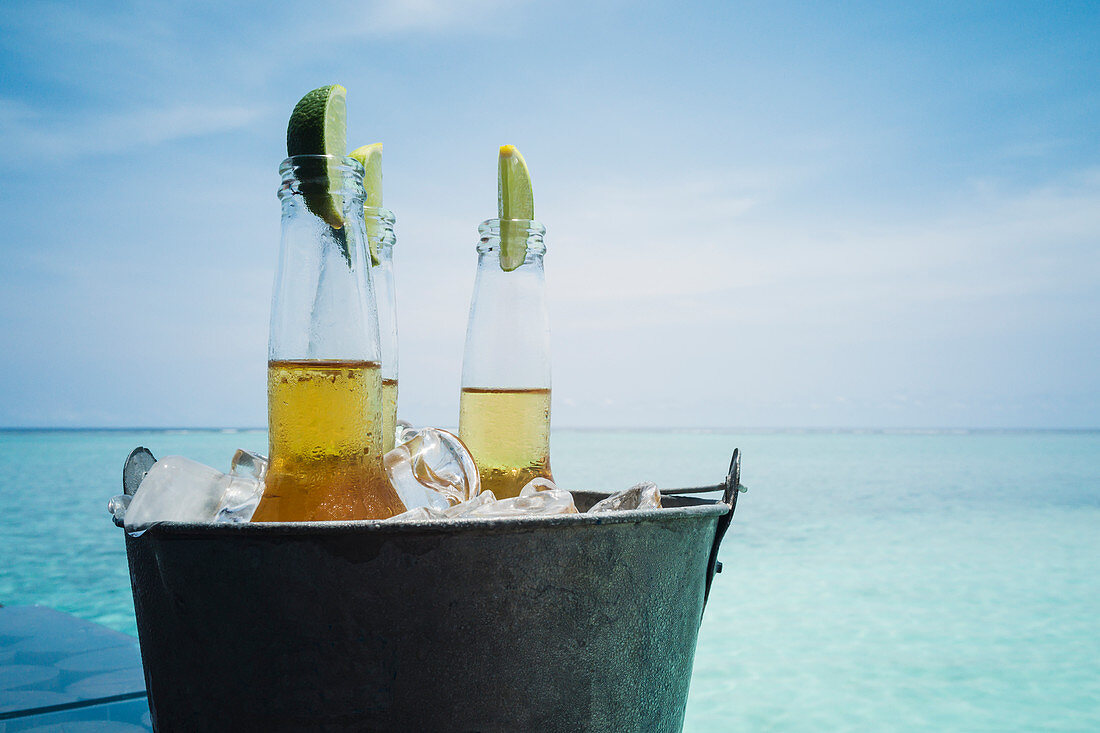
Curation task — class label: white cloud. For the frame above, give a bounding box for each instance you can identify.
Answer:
[369,0,520,32]
[0,98,267,162]
[325,0,533,36]
[542,166,1100,334]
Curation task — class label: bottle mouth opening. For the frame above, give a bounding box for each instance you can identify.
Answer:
[280,155,364,176]
[279,156,366,199]
[478,218,546,235]
[477,218,547,256]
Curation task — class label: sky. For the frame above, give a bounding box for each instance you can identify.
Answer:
[0,0,1097,429]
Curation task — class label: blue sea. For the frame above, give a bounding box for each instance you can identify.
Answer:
[1,429,1098,731]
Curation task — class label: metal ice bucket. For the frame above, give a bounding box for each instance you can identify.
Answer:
[120,449,743,733]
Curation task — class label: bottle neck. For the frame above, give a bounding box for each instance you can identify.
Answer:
[270,156,380,362]
[477,218,546,272]
[368,208,398,381]
[461,219,550,389]
[364,206,396,266]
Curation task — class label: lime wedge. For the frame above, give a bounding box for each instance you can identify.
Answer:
[286,84,348,229]
[350,143,383,208]
[497,145,533,271]
[351,143,384,267]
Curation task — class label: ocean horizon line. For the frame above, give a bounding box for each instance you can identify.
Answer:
[1,426,1098,435]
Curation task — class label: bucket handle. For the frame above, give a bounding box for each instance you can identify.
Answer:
[663,448,746,611]
[705,448,743,606]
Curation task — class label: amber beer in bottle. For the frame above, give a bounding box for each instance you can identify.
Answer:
[354,143,400,452]
[252,155,405,522]
[367,206,399,453]
[458,216,554,498]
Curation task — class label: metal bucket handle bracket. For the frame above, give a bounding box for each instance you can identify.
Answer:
[123,447,156,496]
[703,448,743,608]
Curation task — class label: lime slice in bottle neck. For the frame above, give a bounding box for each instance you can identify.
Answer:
[351,143,384,267]
[497,144,534,272]
[286,84,348,230]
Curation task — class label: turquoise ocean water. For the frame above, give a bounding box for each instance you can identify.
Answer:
[1,429,1097,731]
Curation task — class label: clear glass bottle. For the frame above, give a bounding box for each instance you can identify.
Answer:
[458,218,553,499]
[366,206,399,453]
[252,155,405,522]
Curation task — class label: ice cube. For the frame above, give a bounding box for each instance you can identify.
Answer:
[384,491,498,522]
[588,481,662,512]
[467,479,577,517]
[383,479,577,521]
[384,427,480,511]
[514,479,578,515]
[107,494,131,526]
[124,454,265,531]
[230,449,267,482]
[443,490,498,518]
[124,456,223,530]
[521,477,557,493]
[215,450,268,523]
[382,505,449,522]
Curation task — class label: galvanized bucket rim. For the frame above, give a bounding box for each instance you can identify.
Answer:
[122,498,731,539]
